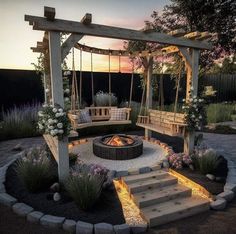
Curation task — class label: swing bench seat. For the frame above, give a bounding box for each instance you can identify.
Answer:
[136,109,187,137]
[68,107,131,130]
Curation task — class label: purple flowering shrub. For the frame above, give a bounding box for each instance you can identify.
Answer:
[168,153,192,170]
[90,164,109,180]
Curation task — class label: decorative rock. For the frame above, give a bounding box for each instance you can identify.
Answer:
[63,219,76,233]
[206,174,215,181]
[94,223,114,234]
[50,182,60,192]
[0,193,17,207]
[12,143,23,151]
[40,215,65,228]
[113,224,130,234]
[115,171,129,178]
[154,140,160,145]
[210,198,227,210]
[12,203,34,217]
[128,168,139,175]
[130,224,147,234]
[27,211,44,223]
[162,161,170,168]
[224,183,236,193]
[76,221,93,234]
[217,190,235,202]
[53,192,61,202]
[139,167,151,174]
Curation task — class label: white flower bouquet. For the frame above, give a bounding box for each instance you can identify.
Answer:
[38,104,71,139]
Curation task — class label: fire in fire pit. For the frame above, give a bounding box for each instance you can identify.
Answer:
[103,135,134,146]
[93,134,143,160]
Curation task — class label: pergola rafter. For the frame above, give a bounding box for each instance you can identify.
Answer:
[26,6,213,182]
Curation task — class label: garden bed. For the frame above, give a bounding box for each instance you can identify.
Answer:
[5,162,125,225]
[174,168,225,195]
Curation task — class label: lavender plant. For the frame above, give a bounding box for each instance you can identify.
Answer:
[16,147,54,192]
[0,103,41,140]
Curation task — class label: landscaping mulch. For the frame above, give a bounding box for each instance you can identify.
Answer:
[174,168,225,195]
[5,162,125,225]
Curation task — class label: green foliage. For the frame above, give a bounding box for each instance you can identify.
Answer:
[65,172,104,211]
[16,147,54,192]
[94,91,117,106]
[0,103,40,141]
[192,149,219,175]
[69,152,78,165]
[206,103,235,123]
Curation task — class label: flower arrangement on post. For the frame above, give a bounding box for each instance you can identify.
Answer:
[63,70,71,111]
[182,88,206,131]
[38,104,71,140]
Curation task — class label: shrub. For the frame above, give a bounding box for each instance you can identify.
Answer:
[0,103,41,141]
[94,91,117,106]
[38,104,71,139]
[206,103,235,123]
[192,149,219,175]
[168,153,192,169]
[66,170,104,210]
[69,152,78,165]
[16,147,54,192]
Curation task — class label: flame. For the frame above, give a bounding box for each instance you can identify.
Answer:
[104,135,134,146]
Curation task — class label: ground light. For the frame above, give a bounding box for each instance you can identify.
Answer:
[113,180,147,225]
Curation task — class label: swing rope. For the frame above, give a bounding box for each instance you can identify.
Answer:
[173,56,183,120]
[90,50,95,106]
[108,50,111,107]
[128,60,134,108]
[71,48,79,113]
[79,47,83,107]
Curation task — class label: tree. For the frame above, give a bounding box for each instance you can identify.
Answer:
[125,0,236,73]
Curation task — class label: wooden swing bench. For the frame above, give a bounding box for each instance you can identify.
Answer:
[137,109,187,137]
[68,106,131,130]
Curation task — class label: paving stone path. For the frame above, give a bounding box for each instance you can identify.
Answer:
[202,132,236,164]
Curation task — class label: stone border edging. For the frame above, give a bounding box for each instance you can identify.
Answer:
[0,137,171,234]
[1,137,234,232]
[210,152,236,210]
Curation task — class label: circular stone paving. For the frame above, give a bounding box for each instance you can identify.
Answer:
[70,136,167,171]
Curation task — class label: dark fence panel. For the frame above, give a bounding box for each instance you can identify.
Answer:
[0,69,44,111]
[200,74,236,102]
[0,69,235,112]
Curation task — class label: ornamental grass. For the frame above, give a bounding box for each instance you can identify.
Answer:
[16,147,54,192]
[65,170,104,211]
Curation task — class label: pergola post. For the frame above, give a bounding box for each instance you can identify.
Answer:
[48,31,69,182]
[184,49,200,155]
[145,56,153,139]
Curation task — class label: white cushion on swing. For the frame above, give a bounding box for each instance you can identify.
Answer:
[78,109,92,123]
[110,108,126,121]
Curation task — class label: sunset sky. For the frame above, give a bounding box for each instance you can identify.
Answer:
[0,0,169,72]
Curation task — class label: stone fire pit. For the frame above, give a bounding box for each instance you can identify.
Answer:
[93,134,143,160]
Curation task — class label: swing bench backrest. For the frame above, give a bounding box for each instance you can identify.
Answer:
[137,109,187,137]
[68,107,131,129]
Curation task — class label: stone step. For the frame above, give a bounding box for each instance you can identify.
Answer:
[141,195,210,227]
[132,184,192,208]
[127,175,178,194]
[122,170,169,185]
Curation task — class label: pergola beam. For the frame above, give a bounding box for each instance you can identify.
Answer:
[25,15,212,50]
[61,33,84,61]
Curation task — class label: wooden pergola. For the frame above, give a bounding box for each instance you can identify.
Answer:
[25,6,212,182]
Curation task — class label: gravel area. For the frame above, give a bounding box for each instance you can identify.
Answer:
[70,137,167,171]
